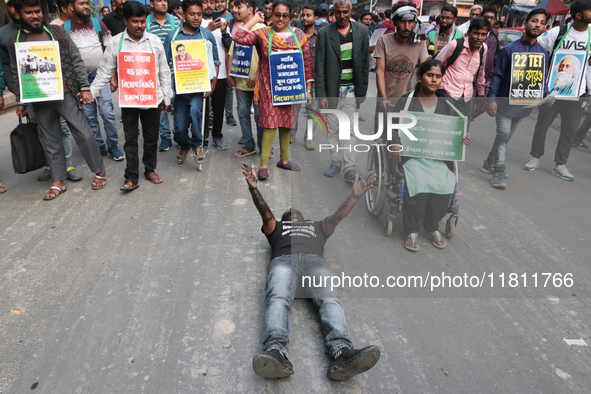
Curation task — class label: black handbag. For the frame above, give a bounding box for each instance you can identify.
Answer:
[10,116,46,174]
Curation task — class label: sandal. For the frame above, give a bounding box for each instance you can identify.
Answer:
[426,231,447,249]
[235,147,256,158]
[120,180,139,192]
[43,185,67,200]
[0,183,5,194]
[194,146,205,164]
[176,150,188,164]
[92,174,106,190]
[405,233,419,251]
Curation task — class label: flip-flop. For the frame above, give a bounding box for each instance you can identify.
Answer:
[404,233,419,251]
[426,231,447,249]
[43,185,67,200]
[91,175,106,190]
[235,148,256,158]
[120,181,139,192]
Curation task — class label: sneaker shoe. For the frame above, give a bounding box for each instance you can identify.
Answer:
[523,156,539,171]
[212,138,227,150]
[344,169,357,183]
[238,138,245,145]
[159,138,172,152]
[108,145,125,161]
[573,140,590,150]
[324,164,341,177]
[252,349,294,379]
[552,164,574,181]
[37,167,52,182]
[481,160,494,174]
[99,145,108,157]
[226,117,238,126]
[327,346,381,381]
[67,168,83,182]
[492,173,506,189]
[305,140,315,151]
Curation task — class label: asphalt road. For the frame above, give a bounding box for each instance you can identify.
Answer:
[1,75,591,393]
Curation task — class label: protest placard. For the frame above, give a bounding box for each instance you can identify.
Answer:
[399,112,466,161]
[369,28,387,47]
[547,50,586,101]
[509,53,545,105]
[117,52,158,108]
[269,50,306,106]
[16,41,63,103]
[172,39,211,94]
[230,44,254,78]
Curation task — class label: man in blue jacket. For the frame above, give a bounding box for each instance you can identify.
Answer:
[483,9,550,189]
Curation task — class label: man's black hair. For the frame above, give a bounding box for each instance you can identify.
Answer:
[360,11,372,20]
[468,16,490,32]
[384,9,391,18]
[56,0,69,12]
[176,43,185,51]
[123,0,148,19]
[13,0,40,12]
[378,12,384,19]
[525,8,550,23]
[441,5,458,18]
[429,14,435,23]
[352,10,359,21]
[234,0,255,11]
[372,14,378,23]
[263,0,273,4]
[182,0,203,13]
[101,6,110,13]
[302,4,318,16]
[168,0,181,13]
[281,209,304,222]
[272,0,291,15]
[481,6,497,17]
[571,0,591,17]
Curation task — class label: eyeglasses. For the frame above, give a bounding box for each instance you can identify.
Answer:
[274,12,289,20]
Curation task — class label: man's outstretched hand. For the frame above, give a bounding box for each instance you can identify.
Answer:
[242,163,258,189]
[352,171,377,198]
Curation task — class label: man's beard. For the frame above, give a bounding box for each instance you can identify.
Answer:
[74,10,90,20]
[440,22,452,31]
[20,19,43,34]
[554,71,574,89]
[525,26,541,39]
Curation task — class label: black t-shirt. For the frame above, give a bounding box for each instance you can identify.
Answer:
[102,11,126,36]
[264,220,330,260]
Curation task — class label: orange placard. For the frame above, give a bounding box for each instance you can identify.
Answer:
[118,52,158,108]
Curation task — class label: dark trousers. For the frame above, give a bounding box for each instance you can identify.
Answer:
[33,93,104,181]
[204,78,227,145]
[574,110,591,143]
[121,107,160,183]
[530,97,585,165]
[402,186,451,234]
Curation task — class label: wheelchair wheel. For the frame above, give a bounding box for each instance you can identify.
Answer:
[365,144,388,218]
[385,217,393,237]
[445,215,458,239]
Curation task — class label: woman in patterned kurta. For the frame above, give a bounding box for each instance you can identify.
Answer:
[233,2,314,180]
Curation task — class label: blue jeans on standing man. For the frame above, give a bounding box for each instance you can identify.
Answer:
[263,253,354,357]
[236,88,262,152]
[485,112,524,174]
[83,84,119,148]
[173,93,204,150]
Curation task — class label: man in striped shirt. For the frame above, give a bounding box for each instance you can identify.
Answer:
[147,0,180,152]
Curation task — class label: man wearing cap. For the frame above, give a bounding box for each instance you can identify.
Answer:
[316,0,369,182]
[317,3,330,28]
[457,4,482,35]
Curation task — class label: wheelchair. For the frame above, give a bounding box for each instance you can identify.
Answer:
[365,139,459,239]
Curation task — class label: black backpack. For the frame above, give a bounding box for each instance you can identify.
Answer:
[444,36,485,72]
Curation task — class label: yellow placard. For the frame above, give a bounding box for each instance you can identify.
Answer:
[172,39,211,94]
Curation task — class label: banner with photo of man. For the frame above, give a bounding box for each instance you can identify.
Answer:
[547,50,586,100]
[171,40,211,94]
[15,41,63,103]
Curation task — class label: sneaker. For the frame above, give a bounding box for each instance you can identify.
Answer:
[238,138,244,145]
[481,160,494,174]
[523,156,539,171]
[552,164,574,181]
[344,169,357,183]
[252,349,294,379]
[159,138,172,152]
[492,173,506,189]
[324,164,341,177]
[108,145,125,161]
[99,145,108,157]
[212,138,227,150]
[226,117,238,126]
[305,140,315,151]
[327,346,381,381]
[67,168,83,182]
[37,167,52,182]
[573,140,590,150]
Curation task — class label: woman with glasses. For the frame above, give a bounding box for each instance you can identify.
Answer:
[233,0,314,180]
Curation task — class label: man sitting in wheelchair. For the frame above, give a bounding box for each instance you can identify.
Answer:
[388,59,471,251]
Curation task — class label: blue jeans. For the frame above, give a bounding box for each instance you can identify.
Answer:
[485,112,523,174]
[263,253,353,357]
[83,84,119,148]
[236,88,261,151]
[173,93,204,150]
[225,84,234,119]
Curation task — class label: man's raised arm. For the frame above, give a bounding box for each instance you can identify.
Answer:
[322,172,377,236]
[242,164,276,235]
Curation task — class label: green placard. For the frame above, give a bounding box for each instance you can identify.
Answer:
[399,111,466,161]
